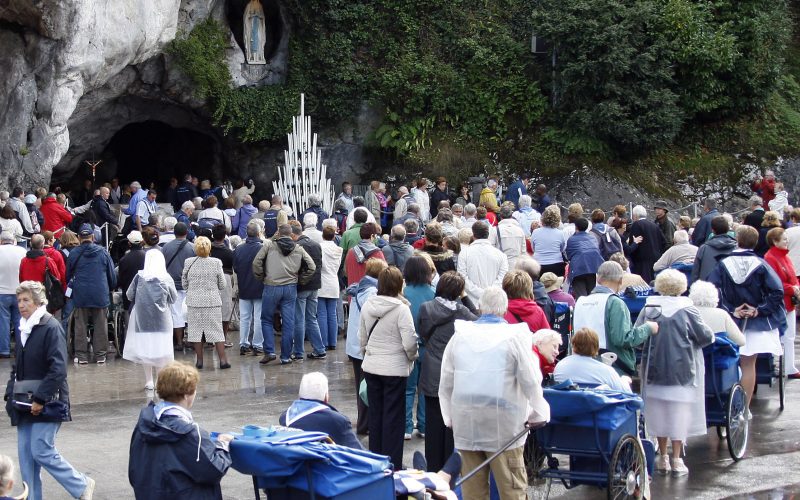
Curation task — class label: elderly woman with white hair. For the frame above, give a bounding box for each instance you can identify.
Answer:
[532,329,562,380]
[302,212,323,243]
[636,269,714,476]
[301,193,329,231]
[653,230,698,273]
[439,286,549,499]
[279,372,363,449]
[512,195,541,238]
[689,281,745,346]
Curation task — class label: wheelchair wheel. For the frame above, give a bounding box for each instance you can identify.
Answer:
[725,383,748,461]
[523,432,551,499]
[778,355,785,411]
[608,435,645,500]
[116,310,127,355]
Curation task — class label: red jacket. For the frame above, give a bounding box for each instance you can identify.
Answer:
[765,246,799,312]
[44,246,67,289]
[344,245,386,287]
[40,197,73,236]
[19,251,63,288]
[751,178,776,206]
[504,298,550,332]
[534,345,557,377]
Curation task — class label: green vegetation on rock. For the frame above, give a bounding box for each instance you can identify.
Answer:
[169,1,798,194]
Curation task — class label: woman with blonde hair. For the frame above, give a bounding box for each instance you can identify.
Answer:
[637,269,714,476]
[182,236,230,370]
[756,210,782,257]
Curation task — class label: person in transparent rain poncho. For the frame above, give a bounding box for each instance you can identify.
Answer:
[123,250,178,391]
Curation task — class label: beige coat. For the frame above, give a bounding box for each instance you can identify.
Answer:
[359,295,419,377]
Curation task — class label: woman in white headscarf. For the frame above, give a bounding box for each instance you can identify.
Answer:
[124,250,178,390]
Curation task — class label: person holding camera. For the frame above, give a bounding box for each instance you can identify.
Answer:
[764,227,800,379]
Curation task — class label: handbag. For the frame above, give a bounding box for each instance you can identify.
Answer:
[43,260,65,313]
[11,379,42,412]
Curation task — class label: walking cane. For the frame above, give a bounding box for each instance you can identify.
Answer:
[455,425,538,488]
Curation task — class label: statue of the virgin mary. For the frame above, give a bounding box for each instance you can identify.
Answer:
[243,0,267,65]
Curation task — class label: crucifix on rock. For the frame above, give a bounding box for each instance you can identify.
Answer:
[84,159,102,187]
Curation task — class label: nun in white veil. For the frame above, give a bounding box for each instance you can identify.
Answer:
[124,250,178,390]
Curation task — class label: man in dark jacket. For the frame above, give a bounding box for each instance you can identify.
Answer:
[653,200,676,247]
[430,177,452,220]
[292,222,327,359]
[91,187,119,227]
[566,218,606,298]
[690,216,737,283]
[174,173,198,212]
[5,281,95,500]
[504,174,528,210]
[301,194,329,231]
[691,198,720,247]
[175,201,196,241]
[118,231,147,312]
[628,206,666,284]
[383,225,414,272]
[743,195,765,230]
[68,224,116,364]
[279,372,363,449]
[161,223,195,349]
[233,221,265,356]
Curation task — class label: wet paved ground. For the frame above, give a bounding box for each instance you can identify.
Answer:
[0,336,798,499]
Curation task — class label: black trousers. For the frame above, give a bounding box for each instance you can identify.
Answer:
[365,372,407,470]
[424,395,455,473]
[540,262,566,278]
[571,273,596,299]
[349,356,369,434]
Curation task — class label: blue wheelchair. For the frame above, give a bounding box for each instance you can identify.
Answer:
[526,386,648,500]
[703,334,749,461]
[755,352,786,410]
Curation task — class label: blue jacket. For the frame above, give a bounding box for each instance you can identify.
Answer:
[691,209,719,247]
[66,242,116,308]
[708,250,787,333]
[535,194,551,214]
[5,313,71,426]
[175,210,196,241]
[505,180,527,209]
[301,206,330,231]
[565,231,605,279]
[279,399,363,450]
[129,402,232,500]
[233,237,265,300]
[232,203,258,239]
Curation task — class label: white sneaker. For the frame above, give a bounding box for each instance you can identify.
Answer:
[655,455,670,474]
[671,458,688,477]
[80,477,95,500]
[144,382,155,391]
[404,433,412,440]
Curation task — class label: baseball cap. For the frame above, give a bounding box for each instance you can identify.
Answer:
[127,230,143,244]
[78,223,94,237]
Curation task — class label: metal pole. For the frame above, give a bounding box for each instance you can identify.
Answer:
[455,426,532,487]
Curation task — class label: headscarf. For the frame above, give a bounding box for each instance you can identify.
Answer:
[139,249,172,281]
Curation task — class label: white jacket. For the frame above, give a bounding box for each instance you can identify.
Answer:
[411,188,431,222]
[359,295,419,377]
[319,241,343,299]
[439,319,550,452]
[457,239,509,304]
[489,219,527,269]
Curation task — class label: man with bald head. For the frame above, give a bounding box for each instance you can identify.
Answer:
[91,186,118,227]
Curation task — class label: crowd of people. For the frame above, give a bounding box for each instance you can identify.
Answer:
[0,167,797,499]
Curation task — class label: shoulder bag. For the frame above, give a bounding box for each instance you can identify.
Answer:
[43,259,65,313]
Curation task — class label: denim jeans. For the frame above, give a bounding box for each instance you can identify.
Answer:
[17,421,88,500]
[336,294,345,329]
[60,299,73,338]
[294,290,326,356]
[239,298,264,349]
[0,294,19,355]
[405,345,426,434]
[318,297,338,348]
[260,284,296,360]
